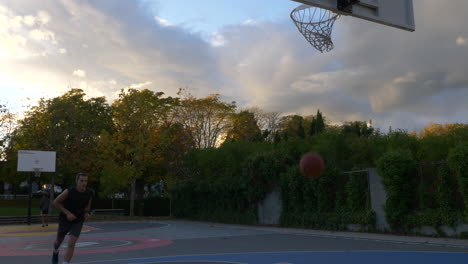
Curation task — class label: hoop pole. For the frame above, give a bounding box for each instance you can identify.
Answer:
[27,172,32,225]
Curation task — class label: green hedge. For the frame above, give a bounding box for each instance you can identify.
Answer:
[171,149,293,225]
[169,129,466,232]
[448,144,468,220]
[171,177,256,224]
[377,149,417,231]
[280,165,375,230]
[92,197,170,216]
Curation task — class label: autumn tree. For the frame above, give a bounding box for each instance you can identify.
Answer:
[279,115,305,140]
[9,89,113,193]
[151,122,194,181]
[420,123,468,138]
[97,88,177,215]
[174,91,236,148]
[244,107,281,142]
[0,103,16,161]
[225,110,262,142]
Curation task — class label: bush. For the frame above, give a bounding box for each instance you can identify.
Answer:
[170,177,255,224]
[92,197,170,216]
[244,150,294,206]
[280,165,375,230]
[448,144,468,217]
[143,196,170,216]
[377,149,417,230]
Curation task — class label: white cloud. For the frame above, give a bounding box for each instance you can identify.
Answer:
[23,15,35,26]
[0,5,57,59]
[37,10,51,25]
[79,81,87,89]
[456,36,467,46]
[154,16,172,27]
[72,69,86,78]
[242,19,256,25]
[129,81,152,89]
[29,29,56,41]
[0,34,28,58]
[210,33,226,47]
[1,0,467,133]
[9,16,23,27]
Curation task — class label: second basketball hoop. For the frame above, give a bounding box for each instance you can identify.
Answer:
[290,5,339,53]
[291,0,415,52]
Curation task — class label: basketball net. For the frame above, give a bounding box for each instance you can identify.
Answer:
[34,168,42,177]
[290,5,340,53]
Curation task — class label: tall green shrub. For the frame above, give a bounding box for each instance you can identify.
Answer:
[346,171,369,212]
[448,144,468,219]
[377,149,417,230]
[243,150,294,206]
[280,165,375,230]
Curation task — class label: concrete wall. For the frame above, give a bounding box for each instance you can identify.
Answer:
[257,189,281,225]
[367,168,390,231]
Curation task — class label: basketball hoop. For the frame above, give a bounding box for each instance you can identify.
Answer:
[290,5,340,53]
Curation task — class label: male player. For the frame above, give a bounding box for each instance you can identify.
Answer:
[51,173,94,264]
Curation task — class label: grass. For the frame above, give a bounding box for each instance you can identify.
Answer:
[0,207,41,216]
[0,199,53,216]
[0,206,59,216]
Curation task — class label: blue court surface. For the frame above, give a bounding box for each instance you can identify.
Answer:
[1,220,467,264]
[77,251,468,264]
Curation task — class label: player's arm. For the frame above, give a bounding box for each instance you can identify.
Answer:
[84,198,92,221]
[53,189,75,220]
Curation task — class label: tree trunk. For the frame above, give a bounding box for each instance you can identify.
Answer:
[129,178,136,216]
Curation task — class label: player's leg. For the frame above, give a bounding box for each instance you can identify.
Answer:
[41,212,45,227]
[63,235,79,263]
[52,220,70,264]
[52,235,65,264]
[63,221,84,263]
[45,211,49,226]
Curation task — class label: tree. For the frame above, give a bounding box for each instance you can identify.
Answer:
[309,109,326,136]
[0,103,16,161]
[225,110,262,142]
[174,90,236,148]
[9,89,113,189]
[98,88,177,215]
[342,121,374,137]
[151,122,194,180]
[420,123,468,138]
[244,107,281,142]
[279,115,305,140]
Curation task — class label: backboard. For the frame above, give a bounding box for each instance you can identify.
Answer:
[17,150,56,172]
[292,0,415,31]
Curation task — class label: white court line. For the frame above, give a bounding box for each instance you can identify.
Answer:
[74,250,468,264]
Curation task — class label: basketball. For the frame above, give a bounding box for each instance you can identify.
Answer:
[299,152,325,179]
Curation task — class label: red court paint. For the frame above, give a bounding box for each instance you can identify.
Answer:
[0,237,173,256]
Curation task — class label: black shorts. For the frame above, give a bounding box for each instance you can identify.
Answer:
[41,210,49,215]
[57,219,84,238]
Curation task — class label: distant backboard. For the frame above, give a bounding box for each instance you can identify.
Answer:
[292,0,415,31]
[17,150,56,172]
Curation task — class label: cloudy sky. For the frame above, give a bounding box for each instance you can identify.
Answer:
[0,0,467,132]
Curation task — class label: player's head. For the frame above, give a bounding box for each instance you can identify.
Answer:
[76,172,88,191]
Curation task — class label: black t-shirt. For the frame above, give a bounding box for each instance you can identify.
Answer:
[59,187,94,222]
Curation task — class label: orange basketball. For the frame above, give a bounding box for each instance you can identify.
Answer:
[299,152,325,179]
